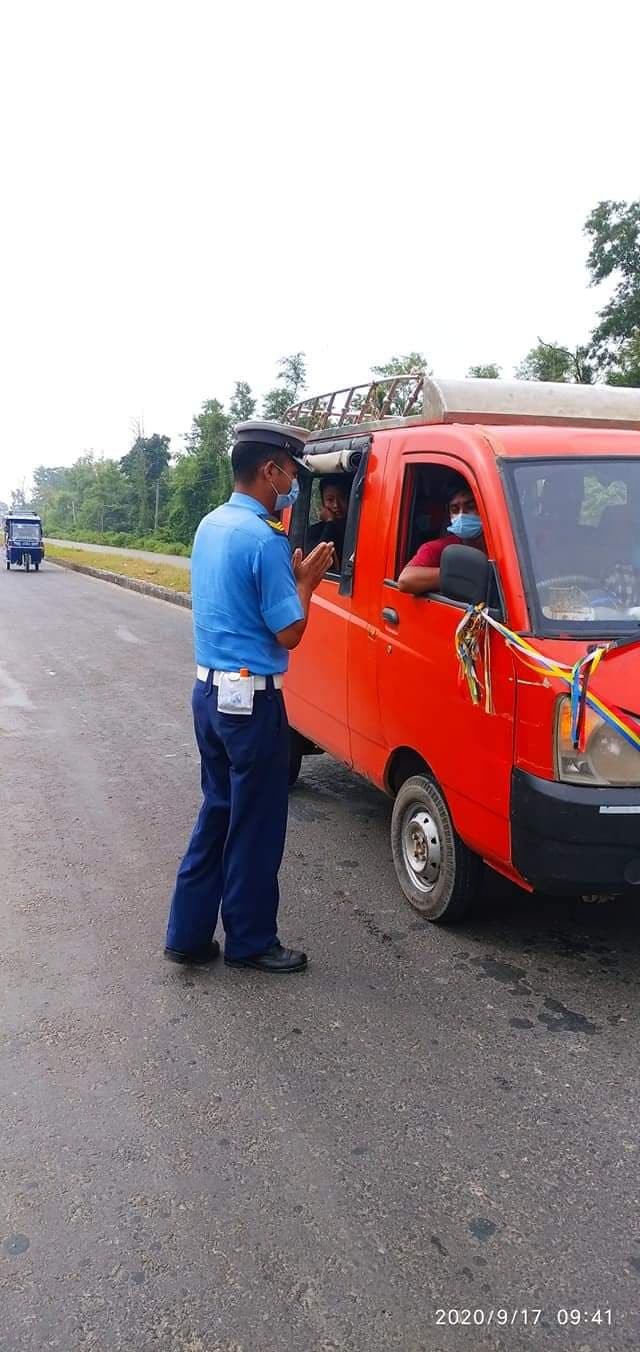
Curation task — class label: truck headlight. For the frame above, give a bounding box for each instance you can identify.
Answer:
[555,696,640,786]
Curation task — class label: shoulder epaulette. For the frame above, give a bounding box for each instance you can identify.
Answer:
[265,517,285,533]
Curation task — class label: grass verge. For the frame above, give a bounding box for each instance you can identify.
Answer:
[46,545,191,595]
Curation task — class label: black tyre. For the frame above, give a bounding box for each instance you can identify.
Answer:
[390,773,482,922]
[35,561,40,571]
[288,729,304,788]
[6,561,9,570]
[25,555,30,572]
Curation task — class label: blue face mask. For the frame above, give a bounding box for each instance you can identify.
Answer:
[448,512,483,541]
[271,465,300,512]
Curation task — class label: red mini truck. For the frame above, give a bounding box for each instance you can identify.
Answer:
[266,376,640,920]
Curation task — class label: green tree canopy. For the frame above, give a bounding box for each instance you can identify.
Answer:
[168,399,232,544]
[371,352,430,377]
[604,334,640,388]
[366,353,430,416]
[515,340,593,384]
[120,433,171,533]
[229,380,257,426]
[263,353,307,421]
[585,199,640,385]
[467,363,501,379]
[31,466,69,511]
[78,460,133,533]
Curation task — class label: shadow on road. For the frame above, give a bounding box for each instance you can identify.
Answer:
[292,755,640,969]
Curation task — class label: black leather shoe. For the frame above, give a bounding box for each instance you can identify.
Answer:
[225,942,308,974]
[164,939,220,966]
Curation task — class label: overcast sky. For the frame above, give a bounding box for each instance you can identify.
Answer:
[0,0,637,503]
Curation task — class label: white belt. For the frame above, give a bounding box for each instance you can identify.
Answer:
[196,665,284,690]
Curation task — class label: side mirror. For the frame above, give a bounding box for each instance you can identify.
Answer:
[440,544,491,607]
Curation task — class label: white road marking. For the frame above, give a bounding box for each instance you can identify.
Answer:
[115,625,143,645]
[0,663,34,710]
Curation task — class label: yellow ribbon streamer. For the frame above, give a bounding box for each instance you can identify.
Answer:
[455,606,640,753]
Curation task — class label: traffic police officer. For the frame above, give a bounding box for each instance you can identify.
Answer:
[164,421,333,974]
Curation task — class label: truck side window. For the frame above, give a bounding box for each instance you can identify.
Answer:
[396,463,495,605]
[289,454,367,597]
[395,465,454,577]
[304,474,353,578]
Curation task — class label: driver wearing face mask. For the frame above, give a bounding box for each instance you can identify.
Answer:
[398,478,486,595]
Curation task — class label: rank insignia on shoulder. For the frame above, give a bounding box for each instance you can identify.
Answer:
[265,517,285,533]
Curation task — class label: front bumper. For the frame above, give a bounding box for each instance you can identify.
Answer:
[511,769,640,895]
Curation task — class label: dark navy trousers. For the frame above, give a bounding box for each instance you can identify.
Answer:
[166,674,290,960]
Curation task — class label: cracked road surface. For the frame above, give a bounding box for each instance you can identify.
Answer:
[1,563,639,1351]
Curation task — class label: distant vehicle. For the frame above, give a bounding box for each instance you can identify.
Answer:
[4,513,45,572]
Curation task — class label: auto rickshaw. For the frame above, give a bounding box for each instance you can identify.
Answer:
[4,513,45,571]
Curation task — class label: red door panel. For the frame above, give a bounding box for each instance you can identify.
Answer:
[377,591,515,865]
[285,580,351,766]
[375,446,516,869]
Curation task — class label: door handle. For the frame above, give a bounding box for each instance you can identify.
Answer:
[382,607,399,626]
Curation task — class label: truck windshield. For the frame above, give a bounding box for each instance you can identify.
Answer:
[508,458,640,634]
[11,522,41,541]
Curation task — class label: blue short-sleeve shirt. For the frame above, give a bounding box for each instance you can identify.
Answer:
[190,492,304,675]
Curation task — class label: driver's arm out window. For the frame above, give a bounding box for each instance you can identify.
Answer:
[395,465,451,578]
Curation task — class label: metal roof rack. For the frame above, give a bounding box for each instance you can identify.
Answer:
[285,376,640,435]
[284,374,426,430]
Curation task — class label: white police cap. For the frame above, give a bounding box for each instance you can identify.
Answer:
[233,420,309,466]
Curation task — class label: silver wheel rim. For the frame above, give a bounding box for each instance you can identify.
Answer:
[400,805,442,894]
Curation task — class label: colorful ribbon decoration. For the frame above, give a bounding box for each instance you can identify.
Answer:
[454,605,640,755]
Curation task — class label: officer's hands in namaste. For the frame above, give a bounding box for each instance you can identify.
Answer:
[292,540,336,595]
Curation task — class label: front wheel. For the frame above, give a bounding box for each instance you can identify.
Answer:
[391,773,482,922]
[5,561,9,571]
[35,561,40,571]
[25,555,30,572]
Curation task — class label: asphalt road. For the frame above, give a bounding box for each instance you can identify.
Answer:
[46,538,191,569]
[1,562,639,1352]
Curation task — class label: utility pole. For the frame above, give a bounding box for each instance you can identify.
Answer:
[154,477,160,533]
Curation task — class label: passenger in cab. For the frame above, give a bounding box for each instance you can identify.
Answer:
[398,478,486,595]
[307,475,350,569]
